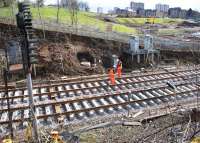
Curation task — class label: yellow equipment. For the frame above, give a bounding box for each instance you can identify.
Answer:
[51,131,59,143]
[2,139,12,143]
[191,137,200,143]
[51,131,64,143]
[2,135,12,143]
[151,17,155,24]
[146,17,155,24]
[55,104,64,123]
[25,122,33,141]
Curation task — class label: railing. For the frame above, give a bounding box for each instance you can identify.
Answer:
[34,19,131,43]
[155,37,200,52]
[0,17,130,43]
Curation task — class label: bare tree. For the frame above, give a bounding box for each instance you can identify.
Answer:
[37,0,46,39]
[56,0,60,23]
[37,0,44,7]
[68,0,78,25]
[0,0,15,8]
[0,0,12,7]
[78,1,90,12]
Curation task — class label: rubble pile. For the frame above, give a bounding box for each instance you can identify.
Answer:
[38,41,104,76]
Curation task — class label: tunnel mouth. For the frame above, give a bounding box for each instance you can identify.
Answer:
[102,55,114,69]
[77,52,94,64]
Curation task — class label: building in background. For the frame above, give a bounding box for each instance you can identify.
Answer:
[155,4,169,18]
[168,7,182,18]
[78,2,90,11]
[155,4,169,12]
[61,0,68,7]
[185,8,200,19]
[108,1,199,19]
[136,8,145,17]
[168,7,200,19]
[113,7,120,13]
[125,7,132,12]
[97,7,103,14]
[145,9,156,17]
[111,7,135,17]
[130,1,144,11]
[179,9,187,19]
[115,8,129,17]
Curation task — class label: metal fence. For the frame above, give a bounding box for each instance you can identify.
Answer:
[0,17,130,43]
[154,37,200,52]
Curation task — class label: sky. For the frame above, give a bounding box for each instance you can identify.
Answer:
[44,0,200,13]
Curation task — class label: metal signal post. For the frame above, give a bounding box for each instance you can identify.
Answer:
[16,2,40,142]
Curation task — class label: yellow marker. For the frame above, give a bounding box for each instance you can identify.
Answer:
[2,139,12,143]
[51,131,59,143]
[25,122,33,141]
[55,105,61,113]
[191,137,200,143]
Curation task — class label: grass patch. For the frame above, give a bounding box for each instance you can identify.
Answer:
[157,28,185,36]
[31,7,106,30]
[0,7,15,18]
[0,6,137,34]
[117,18,183,25]
[113,24,137,34]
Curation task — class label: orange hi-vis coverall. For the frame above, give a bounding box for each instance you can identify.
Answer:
[109,68,115,85]
[117,61,122,78]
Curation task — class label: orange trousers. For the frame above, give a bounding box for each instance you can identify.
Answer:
[117,67,122,78]
[109,69,115,85]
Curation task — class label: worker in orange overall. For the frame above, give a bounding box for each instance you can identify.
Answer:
[109,68,115,85]
[116,60,122,78]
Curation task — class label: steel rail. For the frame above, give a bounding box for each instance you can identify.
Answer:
[0,66,198,92]
[0,80,197,119]
[0,69,199,101]
[0,82,198,125]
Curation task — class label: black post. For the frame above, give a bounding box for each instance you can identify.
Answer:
[3,68,13,138]
[16,2,40,141]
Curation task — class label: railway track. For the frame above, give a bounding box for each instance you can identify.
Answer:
[0,66,200,134]
[0,66,198,92]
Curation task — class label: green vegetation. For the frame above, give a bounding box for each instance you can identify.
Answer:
[0,6,137,34]
[0,7,15,17]
[31,7,108,31]
[117,17,183,25]
[157,28,185,36]
[31,7,138,34]
[113,24,138,34]
[0,6,184,35]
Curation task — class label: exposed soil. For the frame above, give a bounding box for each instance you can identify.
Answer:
[37,41,105,77]
[0,23,200,79]
[0,23,127,78]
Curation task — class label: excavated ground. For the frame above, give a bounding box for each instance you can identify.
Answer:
[37,41,105,77]
[35,38,126,79]
[0,23,200,79]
